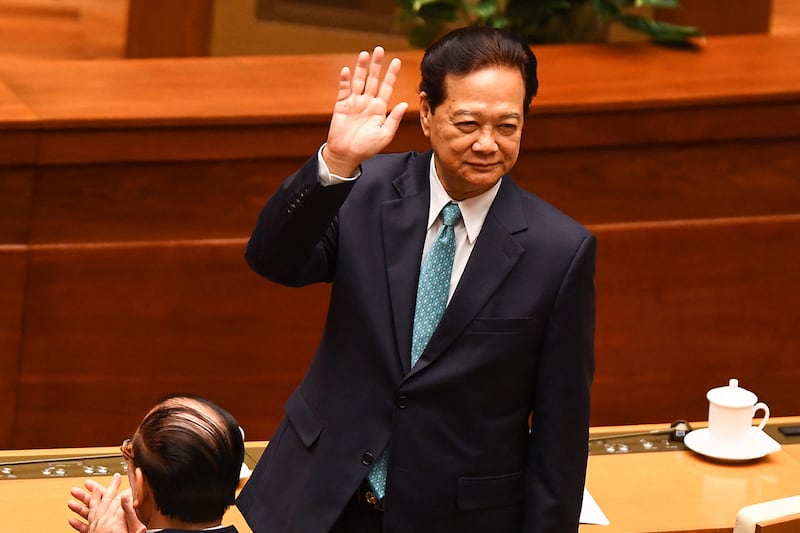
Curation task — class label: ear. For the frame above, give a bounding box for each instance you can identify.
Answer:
[131,467,145,508]
[130,467,157,526]
[419,92,432,138]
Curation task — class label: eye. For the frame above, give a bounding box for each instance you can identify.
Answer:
[455,121,479,133]
[497,123,518,135]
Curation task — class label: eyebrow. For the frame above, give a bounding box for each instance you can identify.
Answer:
[452,110,522,121]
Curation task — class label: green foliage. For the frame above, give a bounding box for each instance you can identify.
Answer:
[395,0,703,48]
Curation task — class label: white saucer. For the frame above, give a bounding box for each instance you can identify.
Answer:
[684,428,781,462]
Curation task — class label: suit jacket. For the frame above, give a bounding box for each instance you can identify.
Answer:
[237,150,596,533]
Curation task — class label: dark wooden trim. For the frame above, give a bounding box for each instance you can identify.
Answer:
[125,0,214,58]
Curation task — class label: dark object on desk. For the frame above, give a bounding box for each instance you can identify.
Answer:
[588,420,692,455]
[778,425,800,437]
[669,420,693,442]
[589,419,693,443]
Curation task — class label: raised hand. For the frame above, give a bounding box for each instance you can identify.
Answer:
[323,46,409,177]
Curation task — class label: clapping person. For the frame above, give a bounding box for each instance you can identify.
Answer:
[68,394,245,533]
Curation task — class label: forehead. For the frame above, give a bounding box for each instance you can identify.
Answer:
[441,66,525,114]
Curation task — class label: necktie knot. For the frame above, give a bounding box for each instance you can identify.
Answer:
[441,202,462,227]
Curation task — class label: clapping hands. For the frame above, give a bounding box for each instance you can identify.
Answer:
[68,473,145,533]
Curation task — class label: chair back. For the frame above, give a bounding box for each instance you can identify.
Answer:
[734,496,800,533]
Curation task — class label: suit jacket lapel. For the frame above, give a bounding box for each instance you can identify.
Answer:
[382,152,432,375]
[407,177,528,378]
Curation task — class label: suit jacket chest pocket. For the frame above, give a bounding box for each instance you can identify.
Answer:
[468,316,541,335]
[460,316,543,368]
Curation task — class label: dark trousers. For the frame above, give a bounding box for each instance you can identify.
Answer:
[330,482,384,533]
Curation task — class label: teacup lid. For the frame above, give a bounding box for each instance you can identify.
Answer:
[707,378,757,407]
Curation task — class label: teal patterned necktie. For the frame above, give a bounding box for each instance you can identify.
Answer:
[410,201,462,367]
[367,202,462,499]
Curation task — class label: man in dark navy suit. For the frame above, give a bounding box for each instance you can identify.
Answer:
[238,25,596,533]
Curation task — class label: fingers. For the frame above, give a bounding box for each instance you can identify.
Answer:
[377,57,402,104]
[327,45,404,163]
[70,474,131,533]
[86,473,121,521]
[350,47,388,97]
[70,486,91,506]
[350,49,371,96]
[87,480,104,520]
[106,472,122,495]
[68,481,93,530]
[68,498,90,520]
[336,66,351,102]
[337,46,401,107]
[68,517,89,533]
[84,478,97,490]
[68,483,93,533]
[363,46,385,97]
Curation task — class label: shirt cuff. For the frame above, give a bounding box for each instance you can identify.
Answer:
[317,144,361,186]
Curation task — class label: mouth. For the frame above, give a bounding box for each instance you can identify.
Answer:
[468,162,500,171]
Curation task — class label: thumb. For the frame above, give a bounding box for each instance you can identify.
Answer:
[383,101,408,139]
[120,491,145,533]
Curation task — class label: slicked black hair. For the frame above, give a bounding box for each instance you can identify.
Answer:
[130,394,244,524]
[420,25,538,115]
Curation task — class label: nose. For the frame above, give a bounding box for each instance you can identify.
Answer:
[472,126,498,153]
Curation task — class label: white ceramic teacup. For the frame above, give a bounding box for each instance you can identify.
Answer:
[706,378,769,453]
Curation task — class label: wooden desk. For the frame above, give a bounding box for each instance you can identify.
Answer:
[0,443,263,533]
[582,417,800,533]
[3,420,799,533]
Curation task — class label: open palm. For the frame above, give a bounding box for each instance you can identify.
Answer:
[323,46,408,176]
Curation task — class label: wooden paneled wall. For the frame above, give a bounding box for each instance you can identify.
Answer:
[126,0,214,58]
[1,34,799,449]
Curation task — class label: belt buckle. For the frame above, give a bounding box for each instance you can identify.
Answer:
[364,490,384,511]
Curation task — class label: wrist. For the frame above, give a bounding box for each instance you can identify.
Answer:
[321,144,359,177]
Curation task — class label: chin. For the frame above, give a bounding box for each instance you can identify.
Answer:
[465,172,503,188]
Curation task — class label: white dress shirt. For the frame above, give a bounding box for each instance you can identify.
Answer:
[318,148,501,301]
[423,155,500,301]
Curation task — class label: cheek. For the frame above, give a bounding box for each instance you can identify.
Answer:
[446,134,479,155]
[431,131,470,155]
[499,138,521,160]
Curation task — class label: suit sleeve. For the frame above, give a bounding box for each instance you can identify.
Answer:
[524,232,596,533]
[244,152,355,287]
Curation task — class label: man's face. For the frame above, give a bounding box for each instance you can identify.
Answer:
[420,66,525,200]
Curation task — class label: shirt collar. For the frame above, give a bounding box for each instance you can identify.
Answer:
[427,154,502,244]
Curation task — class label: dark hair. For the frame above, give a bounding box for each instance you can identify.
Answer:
[130,394,245,524]
[419,25,538,115]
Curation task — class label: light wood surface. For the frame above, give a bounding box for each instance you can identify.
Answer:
[582,417,800,533]
[2,420,799,533]
[782,442,800,463]
[0,443,259,533]
[583,446,800,533]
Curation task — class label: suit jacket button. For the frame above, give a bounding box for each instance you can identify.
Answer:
[361,452,374,466]
[396,395,408,409]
